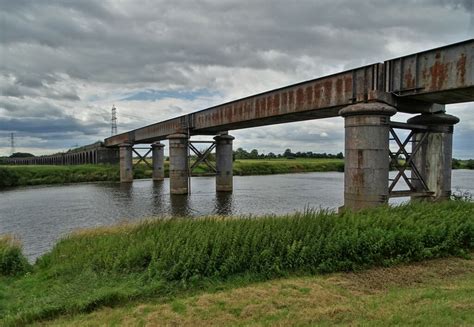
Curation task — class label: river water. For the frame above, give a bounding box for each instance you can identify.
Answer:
[1,170,473,261]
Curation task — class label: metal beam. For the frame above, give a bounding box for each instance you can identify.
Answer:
[104,39,473,147]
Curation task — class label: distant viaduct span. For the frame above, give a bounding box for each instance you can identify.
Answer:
[4,39,473,211]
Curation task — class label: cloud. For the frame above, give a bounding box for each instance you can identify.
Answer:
[0,0,472,157]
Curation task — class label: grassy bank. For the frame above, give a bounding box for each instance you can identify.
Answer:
[0,158,343,188]
[0,201,472,325]
[43,255,474,326]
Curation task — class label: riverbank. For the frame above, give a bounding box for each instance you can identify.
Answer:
[0,158,344,187]
[0,201,472,325]
[39,255,474,326]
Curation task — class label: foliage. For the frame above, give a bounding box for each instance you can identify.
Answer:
[465,159,474,169]
[452,158,474,170]
[48,257,474,326]
[0,159,344,188]
[0,236,30,276]
[0,201,472,325]
[9,152,35,158]
[0,165,120,188]
[234,147,344,160]
[233,158,344,175]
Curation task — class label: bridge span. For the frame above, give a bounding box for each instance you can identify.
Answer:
[4,39,473,211]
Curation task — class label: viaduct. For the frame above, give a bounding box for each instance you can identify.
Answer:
[4,39,473,211]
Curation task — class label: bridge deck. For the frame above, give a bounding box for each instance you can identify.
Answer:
[105,39,473,146]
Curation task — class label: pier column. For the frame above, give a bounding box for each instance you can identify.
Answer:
[339,102,397,211]
[119,143,133,183]
[407,113,459,201]
[214,134,235,192]
[152,141,165,181]
[168,134,189,194]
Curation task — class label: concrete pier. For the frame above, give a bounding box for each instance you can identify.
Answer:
[151,141,165,181]
[119,143,133,183]
[168,133,189,194]
[214,134,235,192]
[407,113,460,201]
[339,102,397,211]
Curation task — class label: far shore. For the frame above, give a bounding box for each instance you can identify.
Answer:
[0,158,344,188]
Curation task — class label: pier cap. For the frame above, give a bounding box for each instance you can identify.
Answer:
[407,112,460,126]
[339,102,397,117]
[151,141,165,148]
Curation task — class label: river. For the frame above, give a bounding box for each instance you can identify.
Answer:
[1,170,473,261]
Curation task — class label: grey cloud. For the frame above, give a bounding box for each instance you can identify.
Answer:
[0,1,472,156]
[0,116,106,135]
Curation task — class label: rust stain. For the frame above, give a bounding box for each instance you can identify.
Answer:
[258,98,264,117]
[344,76,352,93]
[267,95,273,114]
[404,67,415,89]
[357,149,363,168]
[273,94,280,113]
[323,80,332,105]
[296,87,304,109]
[314,83,321,105]
[288,90,294,110]
[336,78,343,93]
[456,53,466,86]
[282,91,288,112]
[429,59,449,91]
[305,86,313,105]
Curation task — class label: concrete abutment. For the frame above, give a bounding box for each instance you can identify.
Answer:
[407,112,460,201]
[339,102,397,211]
[152,141,165,181]
[214,134,235,192]
[168,133,189,194]
[119,143,133,183]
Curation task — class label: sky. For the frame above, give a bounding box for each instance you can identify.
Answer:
[0,0,473,158]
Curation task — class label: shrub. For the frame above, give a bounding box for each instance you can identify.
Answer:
[0,236,30,276]
[38,201,474,281]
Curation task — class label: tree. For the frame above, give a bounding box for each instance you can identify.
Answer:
[9,152,34,158]
[249,149,259,159]
[283,148,293,158]
[465,159,474,169]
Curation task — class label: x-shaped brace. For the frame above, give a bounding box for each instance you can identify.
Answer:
[132,148,153,169]
[188,142,216,173]
[388,127,429,194]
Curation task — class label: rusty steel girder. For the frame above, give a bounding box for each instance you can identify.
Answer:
[385,39,473,103]
[104,39,473,147]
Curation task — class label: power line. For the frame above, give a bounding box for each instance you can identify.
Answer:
[111,105,117,136]
[10,133,15,155]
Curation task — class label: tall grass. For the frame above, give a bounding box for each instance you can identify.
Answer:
[0,201,472,325]
[38,201,473,280]
[0,236,30,276]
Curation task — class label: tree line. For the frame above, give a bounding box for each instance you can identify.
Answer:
[233,148,344,160]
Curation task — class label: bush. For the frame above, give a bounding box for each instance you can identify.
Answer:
[38,201,474,281]
[0,236,30,276]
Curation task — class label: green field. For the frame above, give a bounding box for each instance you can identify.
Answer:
[39,255,474,326]
[0,158,344,188]
[0,201,472,325]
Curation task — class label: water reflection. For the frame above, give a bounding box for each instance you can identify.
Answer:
[170,194,191,217]
[0,170,472,261]
[214,192,233,215]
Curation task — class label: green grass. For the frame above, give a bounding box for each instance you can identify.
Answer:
[233,158,344,175]
[0,236,31,276]
[0,201,472,325]
[43,256,474,326]
[0,158,344,188]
